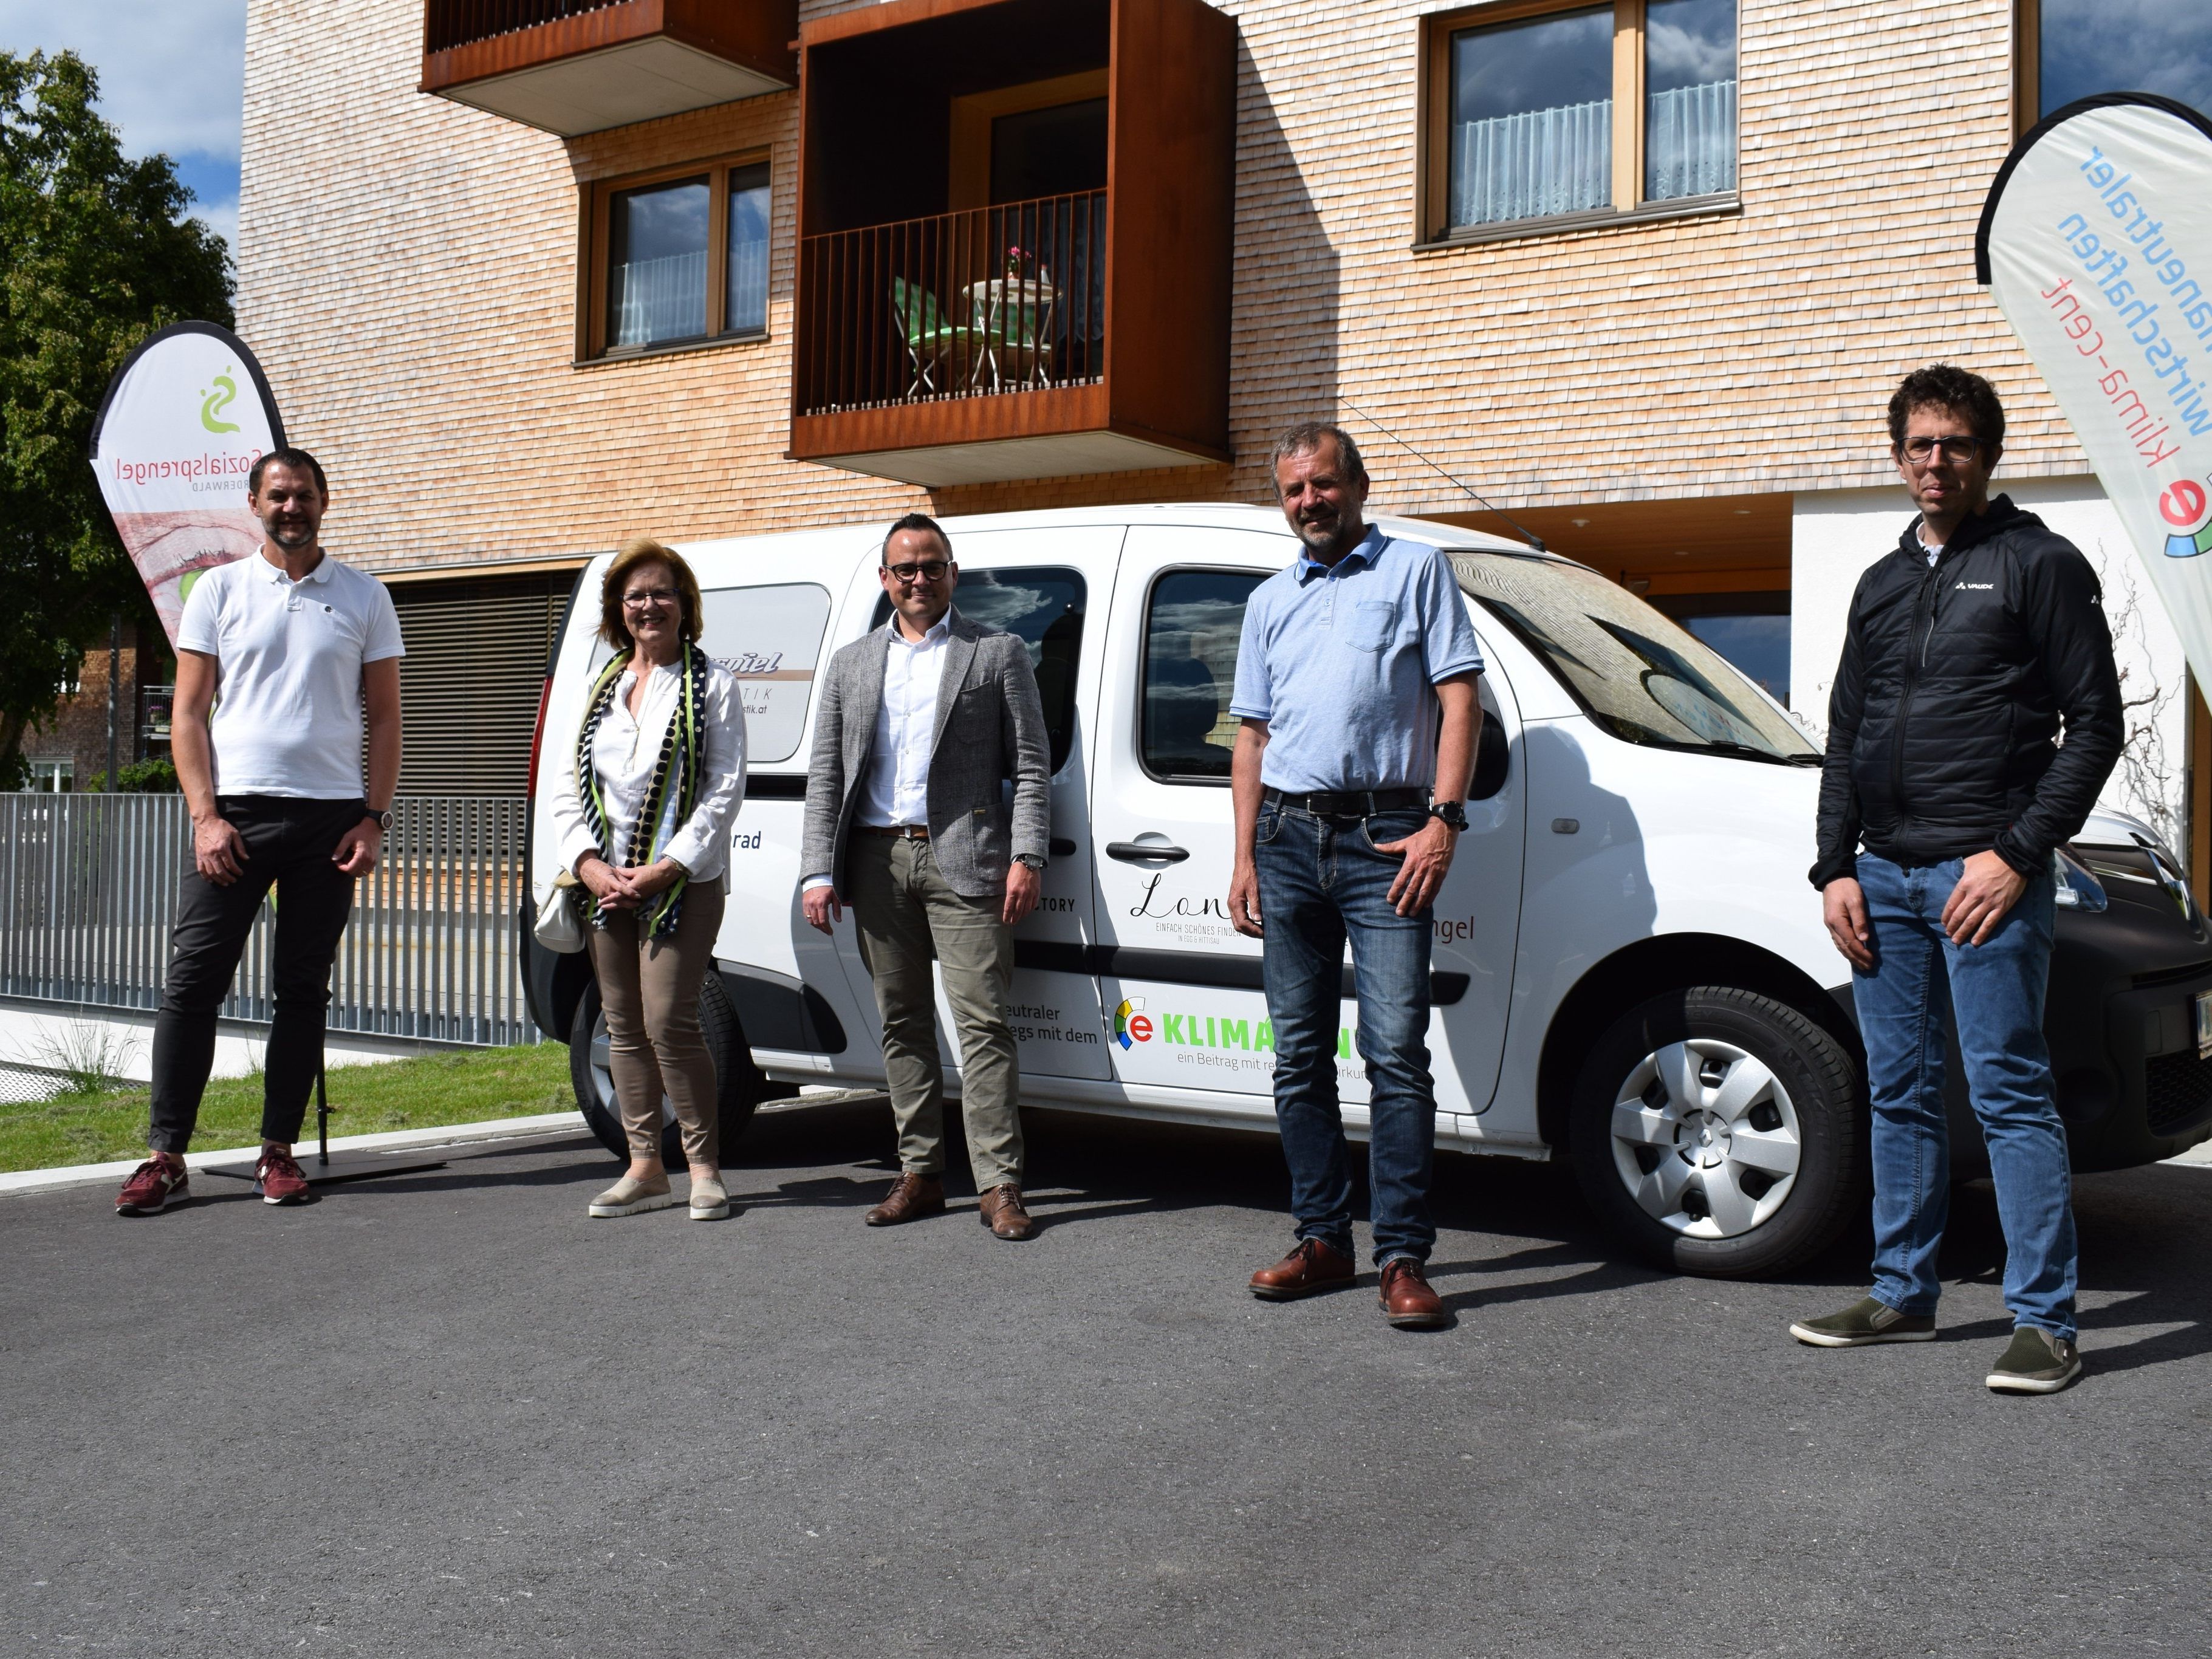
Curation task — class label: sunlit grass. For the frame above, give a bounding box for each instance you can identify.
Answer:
[0,1042,575,1173]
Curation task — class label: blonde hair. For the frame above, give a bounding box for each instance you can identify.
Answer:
[598,538,703,650]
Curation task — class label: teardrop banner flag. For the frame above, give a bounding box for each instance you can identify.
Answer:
[1979,94,2212,690]
[87,320,286,645]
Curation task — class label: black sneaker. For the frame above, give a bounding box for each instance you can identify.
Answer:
[1985,1325,2082,1394]
[1789,1295,1936,1347]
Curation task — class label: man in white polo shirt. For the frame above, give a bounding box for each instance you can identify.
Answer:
[114,448,403,1214]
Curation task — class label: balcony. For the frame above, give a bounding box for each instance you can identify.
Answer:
[421,0,796,137]
[787,0,1235,488]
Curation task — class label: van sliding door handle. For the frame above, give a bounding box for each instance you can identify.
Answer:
[1106,841,1190,863]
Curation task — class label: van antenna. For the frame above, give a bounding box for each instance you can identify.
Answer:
[1340,399,1546,552]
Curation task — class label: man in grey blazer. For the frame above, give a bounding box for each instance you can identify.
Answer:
[801,513,1053,1239]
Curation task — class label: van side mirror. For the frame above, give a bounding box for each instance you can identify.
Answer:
[1467,713,1510,801]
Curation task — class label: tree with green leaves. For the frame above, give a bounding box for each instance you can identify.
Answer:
[0,50,233,782]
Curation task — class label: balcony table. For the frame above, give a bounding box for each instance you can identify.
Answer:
[964,277,1060,391]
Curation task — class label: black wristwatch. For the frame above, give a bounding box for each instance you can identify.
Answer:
[365,807,394,832]
[1013,853,1047,871]
[1428,801,1468,832]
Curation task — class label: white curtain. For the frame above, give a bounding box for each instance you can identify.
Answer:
[1646,78,1738,200]
[610,250,707,348]
[725,237,769,335]
[1453,97,1612,227]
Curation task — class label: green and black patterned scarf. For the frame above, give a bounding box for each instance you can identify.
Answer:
[574,642,710,939]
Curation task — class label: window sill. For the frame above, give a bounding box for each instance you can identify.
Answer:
[575,329,770,369]
[1413,192,1739,251]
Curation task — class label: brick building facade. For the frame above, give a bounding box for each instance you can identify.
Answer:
[226,0,2209,860]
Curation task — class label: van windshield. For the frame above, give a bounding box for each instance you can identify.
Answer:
[1451,551,1818,764]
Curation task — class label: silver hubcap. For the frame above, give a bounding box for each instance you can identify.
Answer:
[1608,1038,1801,1239]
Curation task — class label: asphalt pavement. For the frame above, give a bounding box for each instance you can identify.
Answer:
[5,1096,2210,1658]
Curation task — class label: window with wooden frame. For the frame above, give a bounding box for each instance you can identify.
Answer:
[582,152,773,360]
[947,70,1111,210]
[1419,0,1736,245]
[2014,1,2212,135]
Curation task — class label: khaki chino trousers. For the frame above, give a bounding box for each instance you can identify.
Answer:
[588,880,725,1169]
[847,834,1023,1188]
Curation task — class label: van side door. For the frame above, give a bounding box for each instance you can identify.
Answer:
[826,527,1123,1084]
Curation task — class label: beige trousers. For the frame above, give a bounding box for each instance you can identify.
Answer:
[587,879,725,1168]
[847,835,1023,1187]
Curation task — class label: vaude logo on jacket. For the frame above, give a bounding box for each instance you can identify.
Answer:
[1956,581,1995,589]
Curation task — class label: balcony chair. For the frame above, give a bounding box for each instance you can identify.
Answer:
[892,276,982,397]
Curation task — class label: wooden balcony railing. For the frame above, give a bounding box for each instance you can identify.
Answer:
[796,191,1108,417]
[424,0,625,52]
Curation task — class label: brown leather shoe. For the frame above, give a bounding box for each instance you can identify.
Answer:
[1248,1237,1356,1301]
[978,1183,1037,1240]
[864,1172,945,1226]
[1379,1258,1448,1329]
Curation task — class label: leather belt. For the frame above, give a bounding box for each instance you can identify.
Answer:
[858,824,931,839]
[1263,787,1427,818]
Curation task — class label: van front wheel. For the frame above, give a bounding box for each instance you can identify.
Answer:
[569,973,768,1166]
[1569,987,1863,1278]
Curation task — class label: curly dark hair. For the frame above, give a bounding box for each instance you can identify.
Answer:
[1888,364,2006,454]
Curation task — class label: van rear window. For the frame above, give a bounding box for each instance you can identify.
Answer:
[698,583,832,764]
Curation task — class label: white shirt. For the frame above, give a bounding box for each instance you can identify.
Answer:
[176,549,405,799]
[803,616,947,891]
[550,656,747,883]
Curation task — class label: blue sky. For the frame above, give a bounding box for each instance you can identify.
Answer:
[1,0,247,250]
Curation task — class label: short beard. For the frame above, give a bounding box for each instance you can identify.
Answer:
[1294,508,1361,561]
[264,518,317,550]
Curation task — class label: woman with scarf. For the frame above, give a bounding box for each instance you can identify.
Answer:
[551,539,747,1220]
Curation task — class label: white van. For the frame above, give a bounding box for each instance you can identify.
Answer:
[522,504,2212,1276]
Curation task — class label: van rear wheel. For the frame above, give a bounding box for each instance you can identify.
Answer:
[569,972,768,1167]
[1569,987,1863,1278]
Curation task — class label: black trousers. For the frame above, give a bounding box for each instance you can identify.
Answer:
[148,795,363,1154]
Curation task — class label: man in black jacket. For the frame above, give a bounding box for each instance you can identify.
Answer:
[1793,364,2122,1394]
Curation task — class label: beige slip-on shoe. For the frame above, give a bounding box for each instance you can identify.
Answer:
[588,1174,679,1218]
[688,1172,730,1220]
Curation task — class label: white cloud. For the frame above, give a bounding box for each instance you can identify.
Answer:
[191,198,239,249]
[0,0,246,163]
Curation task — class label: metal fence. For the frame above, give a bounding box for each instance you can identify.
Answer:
[796,190,1108,415]
[0,793,538,1047]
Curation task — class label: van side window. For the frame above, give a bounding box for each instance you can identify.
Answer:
[1142,570,1265,782]
[697,582,832,764]
[871,567,1085,774]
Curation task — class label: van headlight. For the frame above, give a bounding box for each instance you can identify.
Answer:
[2052,847,2109,912]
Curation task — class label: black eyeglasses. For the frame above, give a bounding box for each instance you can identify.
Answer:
[1899,436,1984,465]
[884,559,951,584]
[622,589,679,609]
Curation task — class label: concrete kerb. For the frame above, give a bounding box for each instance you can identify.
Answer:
[0,1112,591,1199]
[0,1087,878,1199]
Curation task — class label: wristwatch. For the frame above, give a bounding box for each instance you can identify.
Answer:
[1428,801,1468,832]
[365,807,394,832]
[1013,853,1047,871]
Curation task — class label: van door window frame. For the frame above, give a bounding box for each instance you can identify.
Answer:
[1135,565,1269,788]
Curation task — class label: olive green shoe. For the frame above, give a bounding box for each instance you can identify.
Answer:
[1789,1295,1937,1348]
[1985,1325,2082,1394]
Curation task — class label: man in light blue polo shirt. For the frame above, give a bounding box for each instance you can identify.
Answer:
[1228,422,1483,1330]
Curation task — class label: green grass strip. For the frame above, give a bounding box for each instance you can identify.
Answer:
[0,1042,575,1174]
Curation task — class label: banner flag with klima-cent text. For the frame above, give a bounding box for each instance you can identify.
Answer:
[1979,94,2212,696]
[87,320,287,646]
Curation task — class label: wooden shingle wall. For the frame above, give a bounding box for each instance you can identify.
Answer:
[236,0,2083,574]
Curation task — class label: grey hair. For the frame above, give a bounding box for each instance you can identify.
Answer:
[1269,422,1367,485]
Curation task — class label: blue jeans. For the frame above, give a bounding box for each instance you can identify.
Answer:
[1254,801,1437,1265]
[1853,853,2077,1339]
